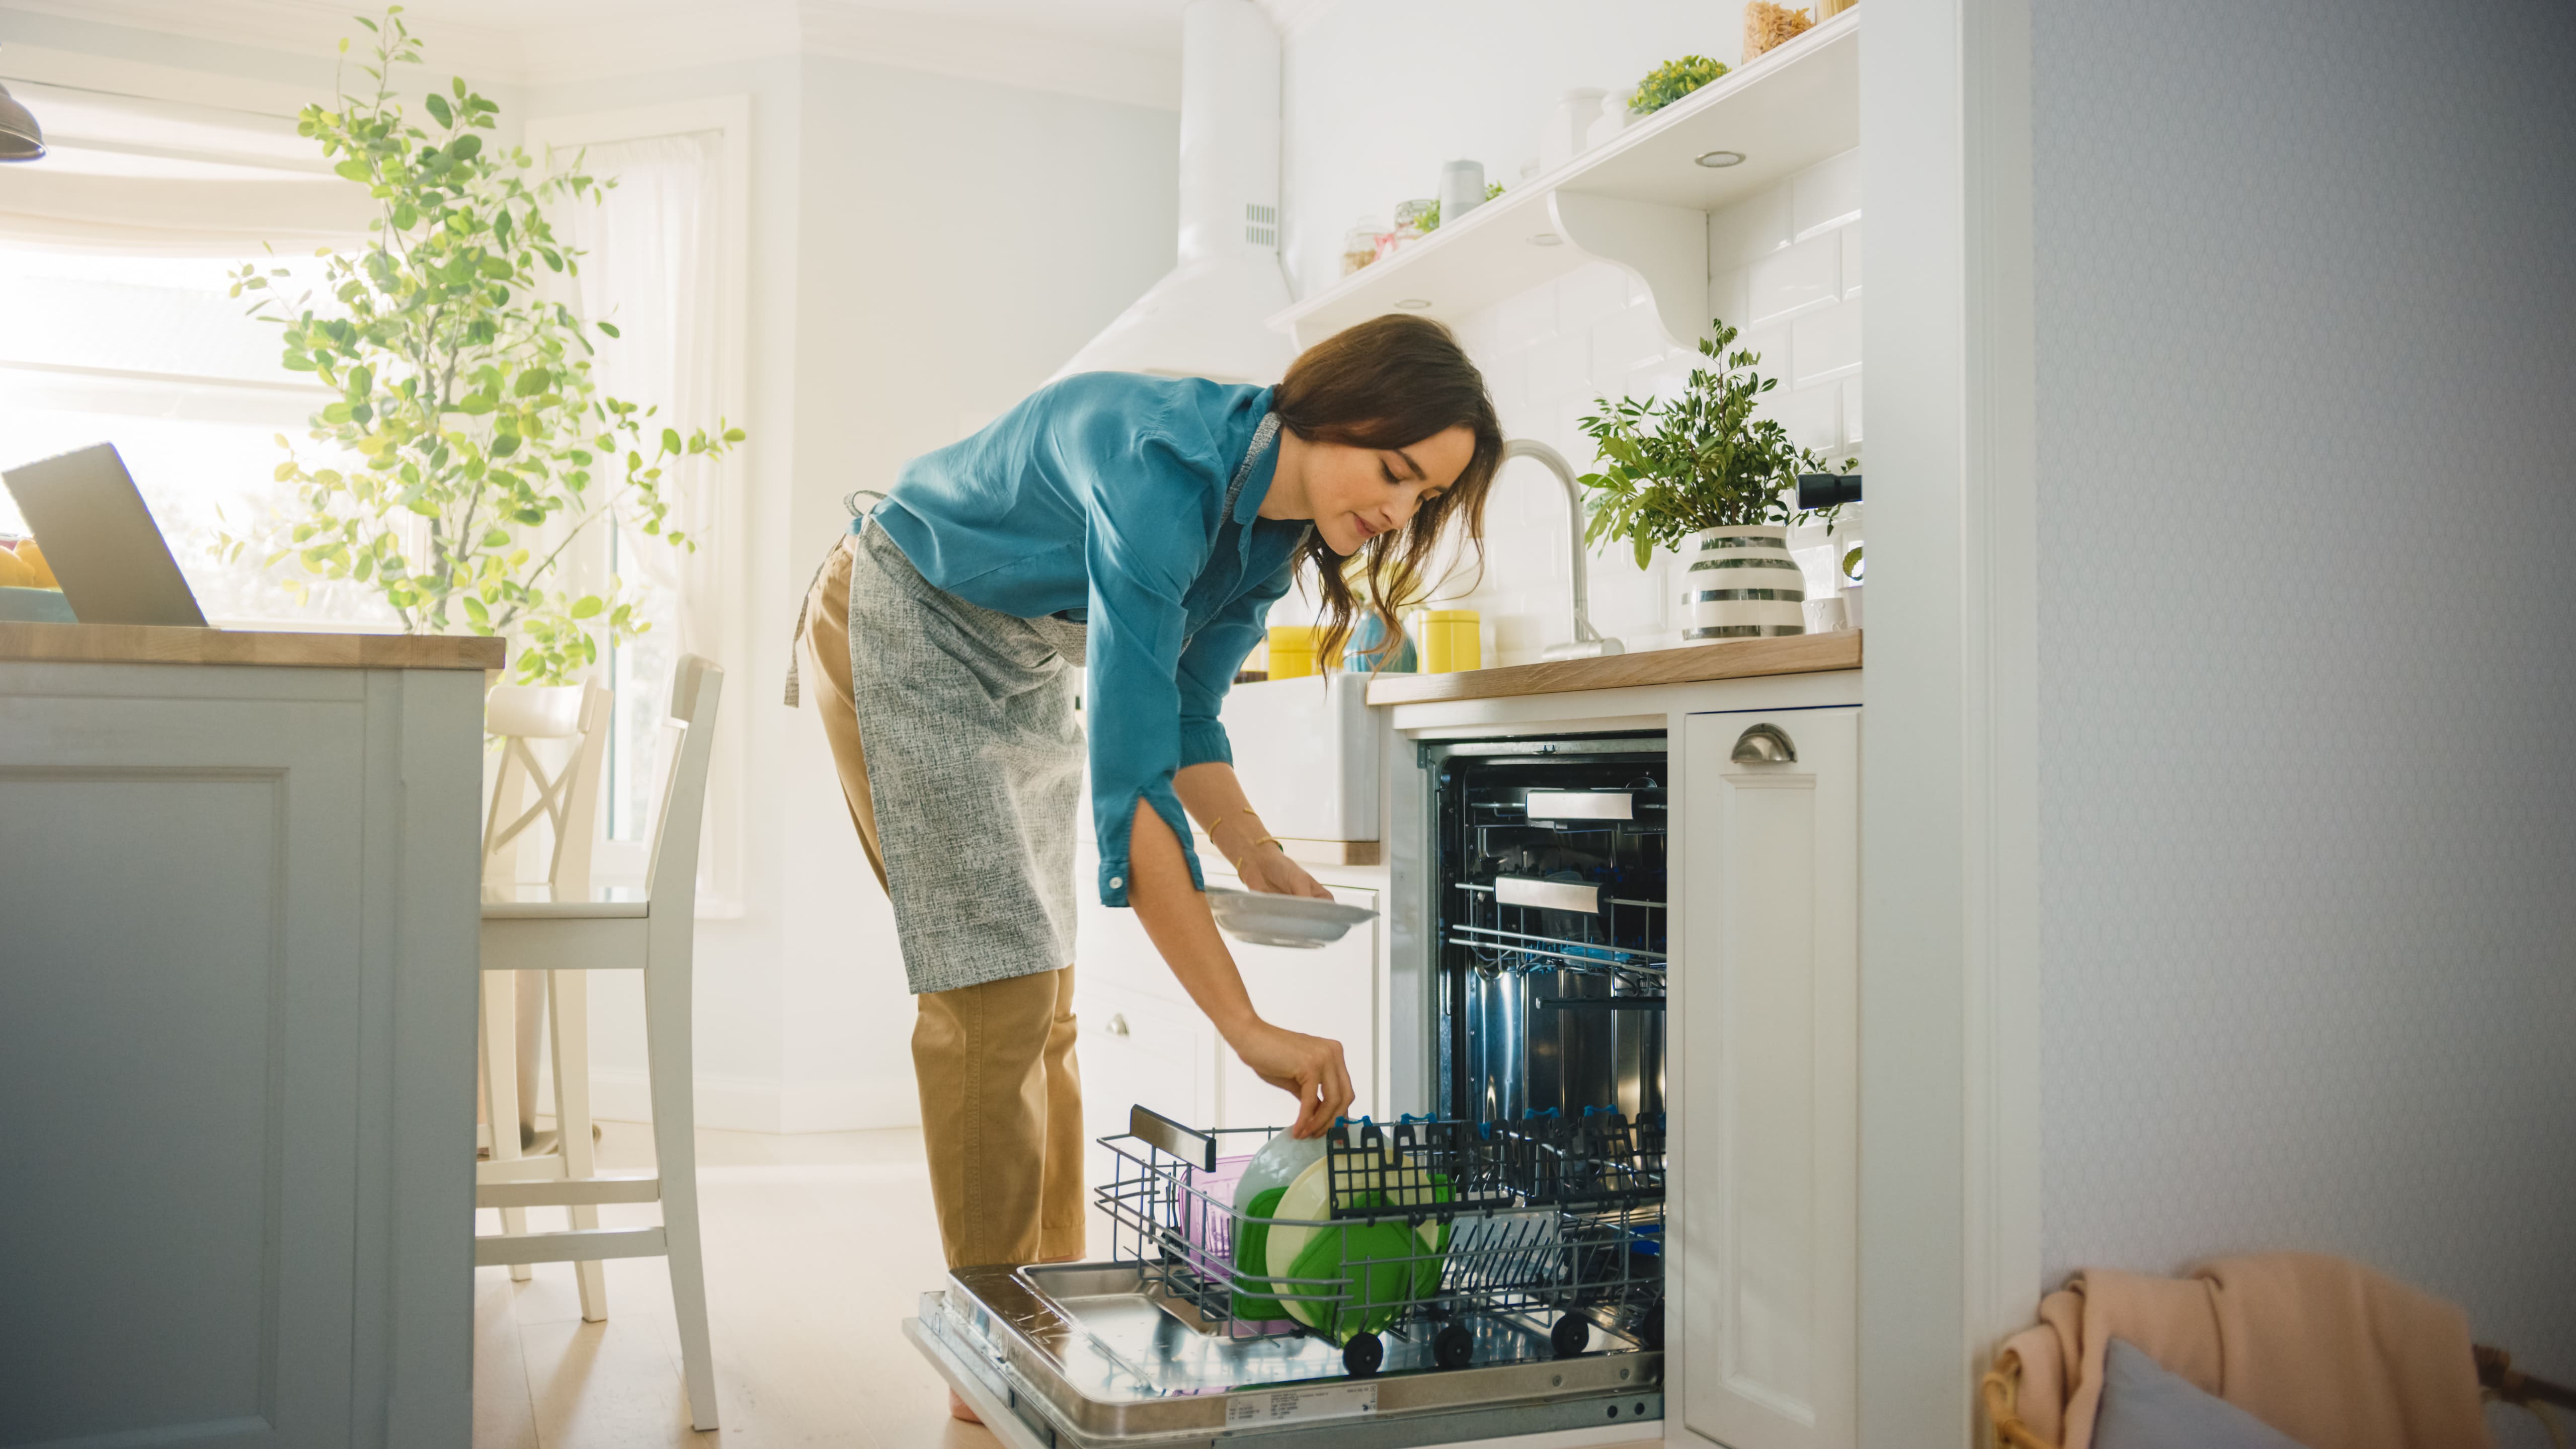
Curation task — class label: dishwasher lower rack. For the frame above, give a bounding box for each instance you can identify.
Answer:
[1099,1109,1665,1379]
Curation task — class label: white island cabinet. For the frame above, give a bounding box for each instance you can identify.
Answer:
[0,623,498,1449]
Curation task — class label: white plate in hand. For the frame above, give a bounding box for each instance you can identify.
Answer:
[1206,886,1377,949]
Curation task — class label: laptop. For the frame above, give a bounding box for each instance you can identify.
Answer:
[2,443,209,627]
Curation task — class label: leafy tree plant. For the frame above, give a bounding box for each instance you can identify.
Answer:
[1575,319,1849,569]
[221,6,742,685]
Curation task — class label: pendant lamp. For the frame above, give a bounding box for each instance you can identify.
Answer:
[0,80,46,162]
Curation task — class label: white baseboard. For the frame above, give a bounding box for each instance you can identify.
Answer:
[589,1069,921,1135]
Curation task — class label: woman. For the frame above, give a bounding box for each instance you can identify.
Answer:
[791,315,1500,1402]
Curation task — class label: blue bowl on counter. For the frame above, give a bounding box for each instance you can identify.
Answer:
[0,587,76,624]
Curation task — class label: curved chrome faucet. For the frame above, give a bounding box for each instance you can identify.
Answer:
[1500,439,1625,662]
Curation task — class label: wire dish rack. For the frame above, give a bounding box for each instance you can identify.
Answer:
[1097,1107,1665,1379]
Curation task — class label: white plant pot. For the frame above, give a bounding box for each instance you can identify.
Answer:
[1681,525,1806,641]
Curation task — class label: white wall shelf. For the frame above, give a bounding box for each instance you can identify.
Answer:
[1269,8,1859,353]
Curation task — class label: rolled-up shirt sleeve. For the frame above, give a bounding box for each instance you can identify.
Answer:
[1174,559,1292,771]
[1082,435,1218,908]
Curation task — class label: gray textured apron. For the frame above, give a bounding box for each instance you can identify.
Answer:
[824,412,1280,995]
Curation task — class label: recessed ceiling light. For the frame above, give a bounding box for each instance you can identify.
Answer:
[1395,298,1432,310]
[1528,232,1563,247]
[1695,149,1746,168]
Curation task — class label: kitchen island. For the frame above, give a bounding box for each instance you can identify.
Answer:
[0,622,500,1449]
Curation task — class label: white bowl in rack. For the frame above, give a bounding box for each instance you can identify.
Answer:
[1206,887,1377,949]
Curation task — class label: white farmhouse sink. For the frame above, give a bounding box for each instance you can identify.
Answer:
[1216,673,1376,843]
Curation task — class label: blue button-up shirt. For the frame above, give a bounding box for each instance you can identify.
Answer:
[869,372,1304,907]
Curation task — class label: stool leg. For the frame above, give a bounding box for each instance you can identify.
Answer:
[548,968,608,1321]
[647,951,719,1430]
[479,973,533,1281]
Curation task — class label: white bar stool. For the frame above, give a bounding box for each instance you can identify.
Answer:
[477,680,613,1304]
[476,656,724,1431]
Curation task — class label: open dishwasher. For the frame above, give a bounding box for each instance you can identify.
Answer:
[907,732,1669,1446]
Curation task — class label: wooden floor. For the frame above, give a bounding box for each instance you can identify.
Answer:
[474,1120,1004,1448]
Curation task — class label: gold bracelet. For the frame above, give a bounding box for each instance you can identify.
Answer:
[1225,837,1284,871]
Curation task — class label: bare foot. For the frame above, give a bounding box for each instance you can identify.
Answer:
[948,1388,983,1424]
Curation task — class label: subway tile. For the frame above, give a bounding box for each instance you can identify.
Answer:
[1707,181,1794,266]
[1523,331,1595,409]
[1738,321,1794,381]
[1557,263,1631,332]
[1840,221,1864,296]
[1589,305,1670,393]
[1776,381,1842,452]
[1746,231,1841,326]
[1492,285,1559,352]
[1792,295,1863,385]
[1708,265,1750,335]
[1792,147,1863,238]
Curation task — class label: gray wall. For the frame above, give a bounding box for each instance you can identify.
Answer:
[2032,0,2576,1385]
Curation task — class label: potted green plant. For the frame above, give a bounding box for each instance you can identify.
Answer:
[218,6,742,687]
[1575,320,1848,641]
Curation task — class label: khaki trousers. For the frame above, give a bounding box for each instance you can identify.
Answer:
[799,536,1086,1267]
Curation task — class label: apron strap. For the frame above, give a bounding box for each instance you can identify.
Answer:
[783,490,889,707]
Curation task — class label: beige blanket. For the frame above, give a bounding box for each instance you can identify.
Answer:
[1997,1252,2487,1449]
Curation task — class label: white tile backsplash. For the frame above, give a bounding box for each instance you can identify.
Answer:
[1443,150,1862,664]
[1792,293,1864,385]
[1747,229,1843,325]
[1792,146,1865,238]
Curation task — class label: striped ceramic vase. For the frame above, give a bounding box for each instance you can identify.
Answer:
[1682,525,1807,640]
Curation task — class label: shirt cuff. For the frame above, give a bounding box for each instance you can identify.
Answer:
[1096,787,1205,907]
[1177,719,1234,771]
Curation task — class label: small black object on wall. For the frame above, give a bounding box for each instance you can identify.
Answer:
[1797,472,1862,510]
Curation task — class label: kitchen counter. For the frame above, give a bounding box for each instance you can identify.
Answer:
[0,620,506,670]
[1363,629,1860,706]
[2,626,487,1446]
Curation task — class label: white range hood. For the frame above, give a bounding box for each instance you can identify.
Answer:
[1052,0,1295,385]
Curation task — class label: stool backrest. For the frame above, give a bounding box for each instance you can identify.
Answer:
[645,656,723,916]
[482,681,614,897]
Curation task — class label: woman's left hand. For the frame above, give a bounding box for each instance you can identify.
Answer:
[1237,843,1331,899]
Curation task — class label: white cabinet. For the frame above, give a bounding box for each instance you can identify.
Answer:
[1212,880,1378,1132]
[1680,707,1860,1449]
[1073,977,1216,1194]
[1073,868,1379,1159]
[0,654,484,1449]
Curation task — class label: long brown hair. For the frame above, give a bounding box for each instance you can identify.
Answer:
[1272,313,1504,671]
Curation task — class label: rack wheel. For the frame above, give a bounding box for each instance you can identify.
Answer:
[1434,1324,1476,1370]
[1343,1332,1385,1378]
[1552,1314,1592,1358]
[1639,1306,1666,1350]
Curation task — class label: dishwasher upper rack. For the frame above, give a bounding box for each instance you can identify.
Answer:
[1097,1110,1666,1377]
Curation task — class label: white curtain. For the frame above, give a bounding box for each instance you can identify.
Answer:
[546,131,725,840]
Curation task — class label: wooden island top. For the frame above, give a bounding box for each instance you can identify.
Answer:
[0,621,506,671]
[1364,628,1860,706]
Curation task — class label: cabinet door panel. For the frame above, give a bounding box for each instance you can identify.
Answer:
[1212,876,1378,1131]
[1682,708,1859,1449]
[1074,979,1216,1198]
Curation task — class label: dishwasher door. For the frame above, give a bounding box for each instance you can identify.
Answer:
[909,1261,1662,1448]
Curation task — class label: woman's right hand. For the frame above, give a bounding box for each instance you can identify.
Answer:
[1224,1017,1354,1139]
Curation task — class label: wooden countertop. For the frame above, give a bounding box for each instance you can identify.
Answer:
[0,622,507,671]
[1364,629,1860,706]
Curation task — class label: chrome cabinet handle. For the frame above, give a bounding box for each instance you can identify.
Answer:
[1732,722,1798,764]
[1103,1013,1131,1038]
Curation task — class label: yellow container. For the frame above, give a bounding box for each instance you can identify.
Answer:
[1418,609,1481,674]
[1266,624,1338,679]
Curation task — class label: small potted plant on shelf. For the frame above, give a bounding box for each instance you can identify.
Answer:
[1575,319,1850,642]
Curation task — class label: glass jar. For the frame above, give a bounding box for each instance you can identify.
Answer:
[1341,217,1384,277]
